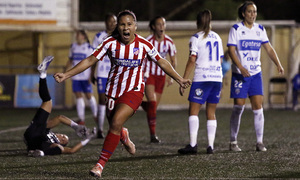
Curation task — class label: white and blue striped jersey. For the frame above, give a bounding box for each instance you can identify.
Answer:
[227,22,269,76]
[189,30,224,82]
[92,31,111,78]
[68,42,94,80]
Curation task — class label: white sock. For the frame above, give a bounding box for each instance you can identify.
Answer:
[70,121,78,130]
[188,115,199,147]
[230,105,245,142]
[98,104,106,131]
[253,108,264,143]
[89,96,98,118]
[76,97,85,121]
[40,72,47,79]
[207,120,217,149]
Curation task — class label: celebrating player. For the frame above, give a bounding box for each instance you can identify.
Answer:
[24,56,95,157]
[227,1,284,152]
[141,16,177,143]
[178,10,223,155]
[54,10,191,178]
[91,13,117,138]
[66,30,98,125]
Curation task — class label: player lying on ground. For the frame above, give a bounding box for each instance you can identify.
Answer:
[23,56,96,157]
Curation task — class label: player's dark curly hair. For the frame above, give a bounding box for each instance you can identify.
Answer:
[149,16,165,33]
[196,9,212,38]
[111,10,137,38]
[238,1,256,20]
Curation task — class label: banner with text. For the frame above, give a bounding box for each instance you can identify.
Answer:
[0,0,56,24]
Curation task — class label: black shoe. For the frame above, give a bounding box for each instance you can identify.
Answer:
[97,130,105,139]
[178,144,197,154]
[150,135,161,143]
[206,146,214,154]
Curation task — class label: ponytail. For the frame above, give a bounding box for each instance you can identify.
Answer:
[196,9,212,38]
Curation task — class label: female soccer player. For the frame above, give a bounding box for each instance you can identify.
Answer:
[177,10,223,155]
[54,10,191,178]
[24,56,95,157]
[228,1,284,152]
[66,30,98,125]
[141,16,177,143]
[91,13,117,138]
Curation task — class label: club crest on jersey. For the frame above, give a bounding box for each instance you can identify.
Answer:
[133,48,139,55]
[163,45,167,52]
[256,31,260,36]
[242,31,245,35]
[195,88,203,97]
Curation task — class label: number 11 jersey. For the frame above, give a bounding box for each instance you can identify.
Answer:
[189,31,224,82]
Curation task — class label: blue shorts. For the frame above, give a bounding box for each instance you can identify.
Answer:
[230,72,263,98]
[97,77,108,94]
[72,80,93,93]
[188,82,222,104]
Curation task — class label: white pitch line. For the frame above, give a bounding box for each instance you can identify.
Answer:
[0,114,94,134]
[0,126,27,134]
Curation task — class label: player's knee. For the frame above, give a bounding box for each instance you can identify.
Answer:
[109,121,123,133]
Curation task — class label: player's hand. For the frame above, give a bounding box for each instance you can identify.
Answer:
[179,78,191,89]
[240,66,250,77]
[179,86,184,96]
[54,73,66,83]
[277,65,284,75]
[166,76,173,87]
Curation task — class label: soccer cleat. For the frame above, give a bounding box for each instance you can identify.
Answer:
[178,144,198,154]
[86,127,97,140]
[75,125,88,138]
[256,143,267,152]
[229,141,242,152]
[120,127,136,155]
[207,146,214,154]
[150,135,161,143]
[28,149,45,157]
[89,164,103,178]
[37,56,54,73]
[97,130,105,139]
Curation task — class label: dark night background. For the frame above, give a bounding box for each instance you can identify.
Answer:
[79,0,300,22]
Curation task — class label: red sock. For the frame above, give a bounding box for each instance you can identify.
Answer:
[147,101,157,135]
[97,131,120,169]
[141,101,148,112]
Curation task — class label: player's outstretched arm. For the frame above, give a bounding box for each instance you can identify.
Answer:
[54,55,98,83]
[179,55,196,96]
[61,130,96,154]
[156,58,191,89]
[262,42,284,75]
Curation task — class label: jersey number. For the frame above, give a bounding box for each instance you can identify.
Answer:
[206,41,219,61]
[234,80,243,88]
[107,98,115,111]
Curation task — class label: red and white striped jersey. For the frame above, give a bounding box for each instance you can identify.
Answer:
[92,34,162,98]
[144,34,176,77]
